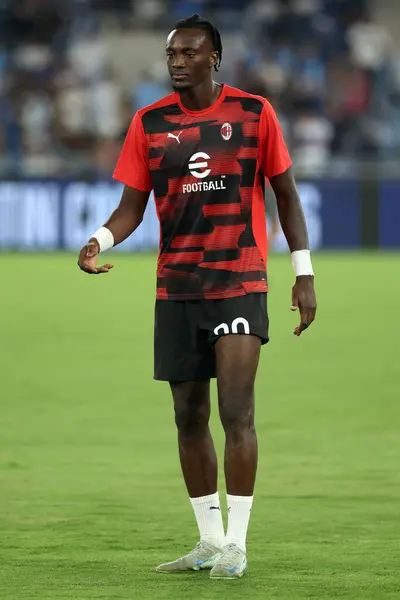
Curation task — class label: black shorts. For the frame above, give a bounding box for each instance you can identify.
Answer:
[154,293,269,382]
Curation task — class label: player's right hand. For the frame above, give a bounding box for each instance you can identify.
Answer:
[77,239,114,275]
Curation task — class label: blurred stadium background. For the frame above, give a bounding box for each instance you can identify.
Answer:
[0,0,400,250]
[1,2,399,599]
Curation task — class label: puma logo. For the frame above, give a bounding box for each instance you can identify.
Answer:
[167,131,183,144]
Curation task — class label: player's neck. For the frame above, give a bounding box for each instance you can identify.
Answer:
[178,80,222,112]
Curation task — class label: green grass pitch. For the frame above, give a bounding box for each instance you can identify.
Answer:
[0,252,399,600]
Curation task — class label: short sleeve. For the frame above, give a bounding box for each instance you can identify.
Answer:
[259,101,292,179]
[113,112,153,192]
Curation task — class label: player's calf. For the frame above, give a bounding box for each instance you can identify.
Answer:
[215,335,259,557]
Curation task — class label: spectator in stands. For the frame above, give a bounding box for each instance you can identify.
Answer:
[327,57,371,155]
[132,67,168,111]
[347,11,392,80]
[291,98,334,175]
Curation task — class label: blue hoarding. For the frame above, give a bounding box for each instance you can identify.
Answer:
[0,179,396,251]
[379,182,400,249]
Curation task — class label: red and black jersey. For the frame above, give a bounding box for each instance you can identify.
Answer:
[113,84,291,300]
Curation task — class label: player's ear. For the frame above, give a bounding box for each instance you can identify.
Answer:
[210,51,218,69]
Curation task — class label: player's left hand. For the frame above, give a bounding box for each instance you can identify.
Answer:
[290,275,317,336]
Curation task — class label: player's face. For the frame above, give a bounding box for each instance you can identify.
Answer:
[166,28,217,90]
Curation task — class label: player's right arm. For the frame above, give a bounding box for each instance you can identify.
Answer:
[77,186,150,274]
[77,113,153,275]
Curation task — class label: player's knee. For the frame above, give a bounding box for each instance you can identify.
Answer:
[219,393,255,436]
[174,404,209,438]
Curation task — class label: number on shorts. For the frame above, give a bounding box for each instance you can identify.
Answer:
[213,317,250,336]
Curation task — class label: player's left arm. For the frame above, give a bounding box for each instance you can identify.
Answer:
[260,102,316,336]
[270,168,316,336]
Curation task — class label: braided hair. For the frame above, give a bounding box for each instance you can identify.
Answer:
[174,14,223,71]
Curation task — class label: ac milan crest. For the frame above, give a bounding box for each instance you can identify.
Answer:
[221,122,232,141]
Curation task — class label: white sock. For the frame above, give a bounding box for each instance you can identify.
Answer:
[190,492,225,549]
[225,494,253,552]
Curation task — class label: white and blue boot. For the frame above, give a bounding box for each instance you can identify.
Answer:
[209,543,247,579]
[156,541,221,573]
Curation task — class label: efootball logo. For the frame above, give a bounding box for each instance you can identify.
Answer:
[183,151,227,194]
[188,152,211,179]
[221,122,232,141]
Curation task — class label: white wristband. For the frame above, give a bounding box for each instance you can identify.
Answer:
[291,249,314,276]
[91,227,114,252]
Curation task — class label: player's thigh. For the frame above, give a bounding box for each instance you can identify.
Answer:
[206,294,267,416]
[215,334,261,386]
[154,300,214,382]
[214,335,261,425]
